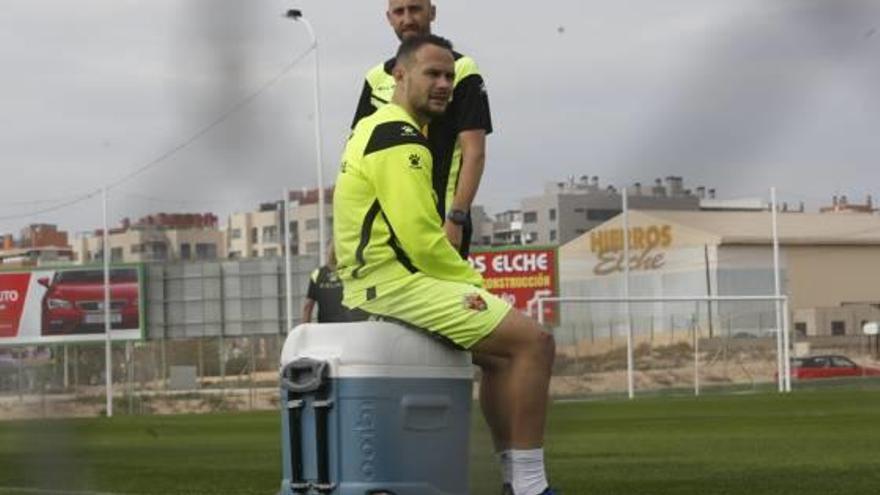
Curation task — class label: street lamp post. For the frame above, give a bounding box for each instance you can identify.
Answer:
[285,9,326,266]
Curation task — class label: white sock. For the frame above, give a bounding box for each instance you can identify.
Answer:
[510,448,548,495]
[497,450,513,484]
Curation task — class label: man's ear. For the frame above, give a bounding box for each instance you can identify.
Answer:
[429,4,436,22]
[392,63,405,83]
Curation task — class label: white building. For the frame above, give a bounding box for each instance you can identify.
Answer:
[227,188,333,259]
[74,213,225,263]
[559,210,880,338]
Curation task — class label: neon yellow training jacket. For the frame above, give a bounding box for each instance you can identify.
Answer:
[333,103,483,308]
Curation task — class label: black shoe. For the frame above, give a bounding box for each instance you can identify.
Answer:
[540,488,559,495]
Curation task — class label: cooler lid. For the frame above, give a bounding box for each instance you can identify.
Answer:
[280,322,474,380]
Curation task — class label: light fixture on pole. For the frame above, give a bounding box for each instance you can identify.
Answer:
[285,8,326,266]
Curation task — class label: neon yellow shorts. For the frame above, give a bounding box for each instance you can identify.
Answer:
[349,273,512,350]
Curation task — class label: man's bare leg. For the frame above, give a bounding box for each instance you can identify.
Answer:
[471,309,555,448]
[472,309,555,494]
[473,353,513,452]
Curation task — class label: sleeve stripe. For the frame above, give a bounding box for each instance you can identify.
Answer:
[352,200,382,279]
[381,211,419,274]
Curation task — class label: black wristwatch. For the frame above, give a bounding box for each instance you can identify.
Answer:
[446,209,468,226]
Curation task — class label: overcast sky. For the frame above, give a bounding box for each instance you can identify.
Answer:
[2,0,879,235]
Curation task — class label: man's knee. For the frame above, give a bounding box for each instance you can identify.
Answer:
[473,352,510,372]
[534,330,556,367]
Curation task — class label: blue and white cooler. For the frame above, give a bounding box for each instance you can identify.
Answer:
[279,322,474,495]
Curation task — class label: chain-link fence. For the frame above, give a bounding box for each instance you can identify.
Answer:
[547,298,880,399]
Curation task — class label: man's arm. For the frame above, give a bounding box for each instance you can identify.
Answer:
[302,269,319,322]
[444,129,486,248]
[301,298,315,323]
[370,142,482,287]
[445,57,492,247]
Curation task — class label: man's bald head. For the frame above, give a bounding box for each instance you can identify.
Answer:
[386,0,436,41]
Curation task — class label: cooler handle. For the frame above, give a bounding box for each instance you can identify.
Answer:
[314,398,335,491]
[281,358,329,393]
[287,398,307,492]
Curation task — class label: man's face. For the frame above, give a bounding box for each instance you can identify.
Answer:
[400,44,455,119]
[386,0,435,40]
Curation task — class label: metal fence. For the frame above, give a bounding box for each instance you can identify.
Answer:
[0,256,317,419]
[543,297,880,400]
[4,288,880,419]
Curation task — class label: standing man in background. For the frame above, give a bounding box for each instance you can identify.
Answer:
[351,0,491,257]
[301,244,346,323]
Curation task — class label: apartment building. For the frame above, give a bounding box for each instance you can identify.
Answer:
[521,176,705,246]
[0,224,74,267]
[74,213,224,264]
[227,187,333,259]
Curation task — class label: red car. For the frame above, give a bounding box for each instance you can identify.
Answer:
[789,355,880,380]
[38,268,139,335]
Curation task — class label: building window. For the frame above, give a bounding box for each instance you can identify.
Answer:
[180,243,191,260]
[523,212,538,223]
[262,226,278,243]
[146,242,168,261]
[263,247,278,257]
[795,322,807,337]
[550,230,557,242]
[831,320,846,336]
[230,228,242,240]
[587,209,620,221]
[195,243,217,260]
[250,227,258,243]
[306,219,319,231]
[288,221,298,237]
[549,209,556,221]
[110,247,123,262]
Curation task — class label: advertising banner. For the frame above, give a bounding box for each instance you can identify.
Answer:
[0,266,144,345]
[469,246,558,325]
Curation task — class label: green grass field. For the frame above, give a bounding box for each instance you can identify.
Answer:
[2,388,880,495]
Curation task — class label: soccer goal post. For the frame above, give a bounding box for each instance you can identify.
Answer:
[530,294,792,398]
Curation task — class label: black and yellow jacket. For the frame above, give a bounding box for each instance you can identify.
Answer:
[334,103,483,308]
[351,52,492,218]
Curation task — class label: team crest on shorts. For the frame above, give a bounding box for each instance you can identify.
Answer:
[463,293,488,312]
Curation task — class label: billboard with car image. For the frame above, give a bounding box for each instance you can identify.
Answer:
[0,265,144,345]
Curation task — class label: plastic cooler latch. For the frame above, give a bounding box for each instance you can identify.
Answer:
[281,358,330,393]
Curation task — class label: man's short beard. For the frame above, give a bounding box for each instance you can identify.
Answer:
[423,107,446,119]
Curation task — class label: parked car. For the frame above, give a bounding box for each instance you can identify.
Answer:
[38,268,139,335]
[789,355,880,380]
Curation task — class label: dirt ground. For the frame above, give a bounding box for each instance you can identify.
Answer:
[3,342,878,421]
